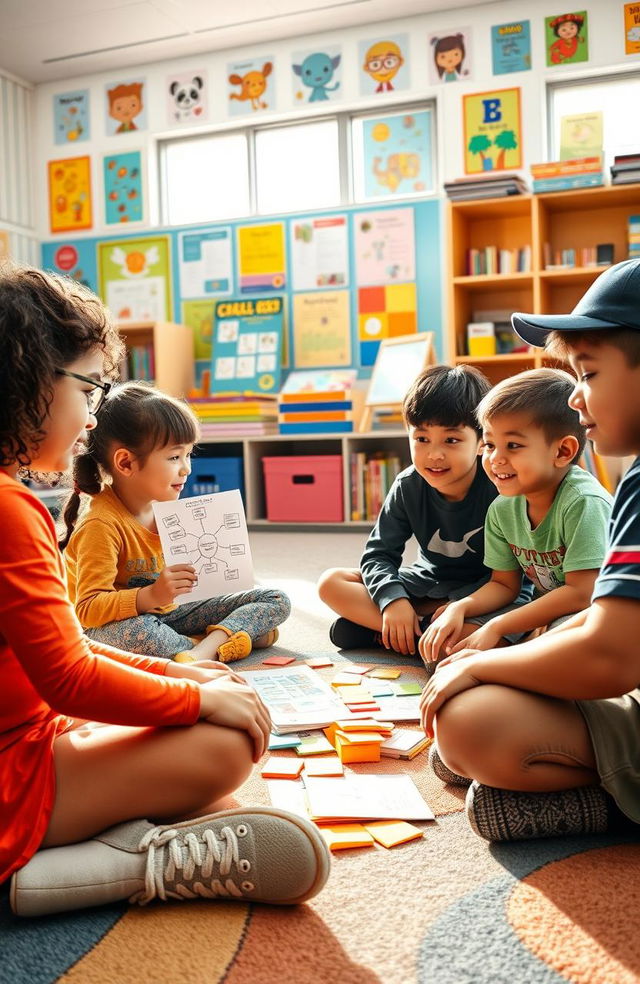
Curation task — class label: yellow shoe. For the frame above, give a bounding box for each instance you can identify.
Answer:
[217,630,252,663]
[253,628,279,649]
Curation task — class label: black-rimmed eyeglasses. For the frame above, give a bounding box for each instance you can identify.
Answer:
[55,368,112,416]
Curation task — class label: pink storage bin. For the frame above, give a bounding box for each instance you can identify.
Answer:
[263,455,343,522]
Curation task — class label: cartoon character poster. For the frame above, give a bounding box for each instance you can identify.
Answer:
[53,89,90,144]
[624,3,640,54]
[48,156,93,233]
[359,111,433,200]
[463,88,522,174]
[545,12,589,66]
[359,34,409,95]
[491,21,532,74]
[227,57,274,115]
[97,236,171,322]
[428,27,472,84]
[292,46,342,104]
[103,151,143,225]
[166,70,208,125]
[105,78,147,134]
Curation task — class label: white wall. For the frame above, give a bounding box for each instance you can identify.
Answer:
[31,0,639,243]
[0,69,39,264]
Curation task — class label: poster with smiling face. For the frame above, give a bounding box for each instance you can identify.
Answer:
[428,28,472,84]
[545,11,589,66]
[105,78,147,134]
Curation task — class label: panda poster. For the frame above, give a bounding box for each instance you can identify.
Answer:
[166,70,208,125]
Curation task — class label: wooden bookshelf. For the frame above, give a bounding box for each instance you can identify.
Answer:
[116,320,194,398]
[446,184,640,384]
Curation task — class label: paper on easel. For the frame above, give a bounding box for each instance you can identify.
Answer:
[152,489,253,604]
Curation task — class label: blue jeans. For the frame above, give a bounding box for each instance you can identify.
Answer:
[85,587,291,658]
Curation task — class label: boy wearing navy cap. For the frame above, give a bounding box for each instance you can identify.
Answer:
[421,258,640,842]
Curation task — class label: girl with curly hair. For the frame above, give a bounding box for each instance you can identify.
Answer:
[0,265,330,917]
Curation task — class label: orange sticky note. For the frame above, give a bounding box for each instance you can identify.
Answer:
[261,757,304,779]
[369,667,401,680]
[363,820,424,848]
[304,756,344,777]
[262,655,296,666]
[320,824,375,851]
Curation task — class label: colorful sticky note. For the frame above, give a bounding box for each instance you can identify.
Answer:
[339,685,373,703]
[335,719,394,732]
[369,667,402,680]
[332,672,362,686]
[304,756,344,777]
[393,682,423,696]
[340,663,373,675]
[363,820,424,848]
[295,733,334,756]
[369,681,395,697]
[263,655,297,666]
[306,656,334,668]
[320,825,375,851]
[261,757,304,779]
[268,733,302,751]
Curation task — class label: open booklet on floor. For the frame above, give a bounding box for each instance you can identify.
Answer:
[267,773,435,823]
[241,664,362,734]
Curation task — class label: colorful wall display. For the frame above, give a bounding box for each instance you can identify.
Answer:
[559,112,603,161]
[292,46,342,104]
[360,110,433,200]
[290,215,348,291]
[98,235,171,322]
[103,150,143,225]
[358,282,418,366]
[166,70,208,125]
[227,57,275,115]
[105,78,147,134]
[237,223,286,293]
[625,2,640,54]
[354,208,415,286]
[182,298,215,361]
[358,34,409,95]
[212,297,283,393]
[292,291,351,367]
[491,21,531,74]
[545,11,589,66]
[48,156,93,233]
[53,89,90,144]
[428,27,472,84]
[463,87,522,174]
[41,240,98,293]
[178,227,233,299]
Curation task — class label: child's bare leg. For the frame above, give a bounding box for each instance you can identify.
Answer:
[318,568,384,629]
[435,684,597,791]
[187,630,228,660]
[43,721,254,848]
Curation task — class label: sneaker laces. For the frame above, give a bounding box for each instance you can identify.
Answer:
[131,822,255,904]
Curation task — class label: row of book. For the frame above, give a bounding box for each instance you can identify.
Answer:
[530,156,603,194]
[611,152,640,186]
[542,244,613,270]
[277,369,362,434]
[465,245,531,276]
[629,215,640,261]
[123,343,155,382]
[350,453,403,522]
[188,394,278,437]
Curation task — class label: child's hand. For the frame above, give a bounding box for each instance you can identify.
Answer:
[147,564,198,607]
[166,660,246,685]
[419,602,466,665]
[449,622,504,654]
[199,677,272,762]
[381,598,421,655]
[420,659,482,738]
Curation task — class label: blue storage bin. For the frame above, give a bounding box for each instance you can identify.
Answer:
[184,456,245,502]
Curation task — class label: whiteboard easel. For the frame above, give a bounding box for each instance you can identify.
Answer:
[359,333,436,433]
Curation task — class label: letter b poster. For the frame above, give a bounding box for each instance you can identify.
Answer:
[463,87,522,175]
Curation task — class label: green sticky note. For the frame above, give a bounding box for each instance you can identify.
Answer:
[394,682,423,696]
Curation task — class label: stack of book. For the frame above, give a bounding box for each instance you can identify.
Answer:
[278,369,362,435]
[350,452,402,521]
[629,215,640,260]
[188,394,278,437]
[469,307,528,355]
[611,153,640,185]
[465,244,531,275]
[444,173,528,201]
[371,408,404,430]
[530,156,603,193]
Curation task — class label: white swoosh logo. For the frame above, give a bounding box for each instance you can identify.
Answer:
[427,527,482,558]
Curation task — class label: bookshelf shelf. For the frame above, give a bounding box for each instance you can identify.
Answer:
[453,272,533,288]
[117,321,194,398]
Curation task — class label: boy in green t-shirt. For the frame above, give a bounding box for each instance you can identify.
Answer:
[420,368,612,666]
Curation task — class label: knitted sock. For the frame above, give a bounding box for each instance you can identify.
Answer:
[428,744,472,786]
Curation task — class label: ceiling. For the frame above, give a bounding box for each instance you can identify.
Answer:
[0,0,491,85]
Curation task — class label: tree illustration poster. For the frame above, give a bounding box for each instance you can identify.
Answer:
[463,87,522,174]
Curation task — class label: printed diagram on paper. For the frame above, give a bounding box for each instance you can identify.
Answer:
[152,489,254,604]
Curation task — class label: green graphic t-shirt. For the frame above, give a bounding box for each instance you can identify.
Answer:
[484,465,612,594]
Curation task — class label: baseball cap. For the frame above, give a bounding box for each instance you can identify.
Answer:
[512,258,640,347]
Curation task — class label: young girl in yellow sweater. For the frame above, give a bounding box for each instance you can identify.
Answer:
[62,382,290,663]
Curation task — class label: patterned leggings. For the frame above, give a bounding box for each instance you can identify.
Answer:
[85,587,291,658]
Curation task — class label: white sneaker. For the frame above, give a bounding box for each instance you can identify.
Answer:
[11,807,331,917]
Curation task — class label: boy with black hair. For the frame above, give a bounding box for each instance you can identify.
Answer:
[421,258,640,842]
[318,364,501,655]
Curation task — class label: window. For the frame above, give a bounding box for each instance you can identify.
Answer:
[160,132,250,226]
[548,73,640,168]
[255,119,341,214]
[351,106,435,202]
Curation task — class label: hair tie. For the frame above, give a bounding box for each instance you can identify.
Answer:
[73,484,82,496]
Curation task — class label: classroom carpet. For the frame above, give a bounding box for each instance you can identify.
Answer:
[2,531,640,984]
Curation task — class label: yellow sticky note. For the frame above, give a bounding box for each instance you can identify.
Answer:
[320,824,375,851]
[369,667,401,680]
[332,672,361,687]
[261,757,304,779]
[335,719,394,733]
[363,820,424,848]
[304,756,344,777]
[385,282,417,313]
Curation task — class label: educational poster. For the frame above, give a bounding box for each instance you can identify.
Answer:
[97,236,171,322]
[166,70,208,125]
[292,46,341,104]
[292,290,351,367]
[152,490,254,605]
[359,34,409,95]
[182,298,215,361]
[559,112,603,160]
[491,21,532,74]
[212,297,283,393]
[358,283,417,366]
[290,215,348,291]
[428,28,472,84]
[105,78,147,134]
[625,3,640,54]
[545,12,588,66]
[0,230,9,260]
[463,88,522,174]
[227,57,274,115]
[103,151,143,225]
[41,240,98,293]
[237,223,286,293]
[354,208,415,286]
[360,111,433,199]
[178,227,233,299]
[48,156,92,234]
[53,89,90,144]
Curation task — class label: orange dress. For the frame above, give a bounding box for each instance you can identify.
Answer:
[0,473,201,882]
